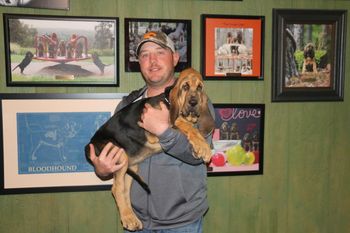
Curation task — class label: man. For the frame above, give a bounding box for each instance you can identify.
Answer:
[89,31,212,233]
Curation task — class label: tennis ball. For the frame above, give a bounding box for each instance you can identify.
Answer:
[243,151,255,165]
[226,145,245,166]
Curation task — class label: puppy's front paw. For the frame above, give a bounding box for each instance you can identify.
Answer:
[121,210,143,231]
[191,138,212,163]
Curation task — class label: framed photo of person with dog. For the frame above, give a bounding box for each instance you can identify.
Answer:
[208,104,264,176]
[3,14,119,87]
[201,14,264,80]
[0,93,127,194]
[124,18,192,73]
[271,9,347,102]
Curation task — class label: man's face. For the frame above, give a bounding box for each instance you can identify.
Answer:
[138,42,179,88]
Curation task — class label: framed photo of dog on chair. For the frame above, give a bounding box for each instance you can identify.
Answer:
[271,9,347,102]
[201,14,264,80]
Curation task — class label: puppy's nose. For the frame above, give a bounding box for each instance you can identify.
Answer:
[189,96,198,106]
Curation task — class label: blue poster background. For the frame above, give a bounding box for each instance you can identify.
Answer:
[17,112,110,174]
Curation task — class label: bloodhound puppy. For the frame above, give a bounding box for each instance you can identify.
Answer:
[219,122,229,140]
[302,43,317,74]
[85,67,214,231]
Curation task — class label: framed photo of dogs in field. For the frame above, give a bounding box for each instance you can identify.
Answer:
[208,104,264,176]
[0,93,127,194]
[124,18,192,72]
[3,14,119,87]
[201,14,264,80]
[271,9,347,102]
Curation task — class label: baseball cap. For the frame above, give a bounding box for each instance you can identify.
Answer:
[136,31,175,56]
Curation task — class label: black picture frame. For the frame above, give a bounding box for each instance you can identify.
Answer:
[272,9,347,102]
[0,93,126,194]
[3,14,119,87]
[201,14,265,80]
[208,104,264,176]
[124,18,191,72]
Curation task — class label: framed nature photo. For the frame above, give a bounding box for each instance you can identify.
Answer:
[3,14,119,86]
[124,18,191,72]
[0,93,126,194]
[272,9,347,101]
[201,14,264,80]
[208,104,264,176]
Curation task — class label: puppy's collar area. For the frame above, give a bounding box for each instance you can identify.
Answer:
[163,95,170,108]
[163,82,176,108]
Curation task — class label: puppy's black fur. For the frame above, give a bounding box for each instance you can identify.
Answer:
[85,90,171,193]
[12,51,33,74]
[87,95,165,157]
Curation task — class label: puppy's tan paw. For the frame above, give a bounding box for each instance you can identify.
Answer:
[121,211,143,231]
[191,139,212,163]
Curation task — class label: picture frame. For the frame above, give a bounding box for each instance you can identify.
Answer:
[0,0,69,10]
[124,18,191,72]
[3,14,119,87]
[208,104,264,176]
[0,93,126,194]
[271,9,347,102]
[201,14,264,80]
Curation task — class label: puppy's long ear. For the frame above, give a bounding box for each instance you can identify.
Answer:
[198,93,215,137]
[169,82,180,125]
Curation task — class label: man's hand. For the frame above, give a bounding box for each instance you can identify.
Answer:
[89,142,126,179]
[138,101,170,136]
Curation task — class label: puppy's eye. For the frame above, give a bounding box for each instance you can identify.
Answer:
[197,85,203,91]
[182,83,190,91]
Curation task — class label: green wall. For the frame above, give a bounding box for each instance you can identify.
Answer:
[1,0,349,232]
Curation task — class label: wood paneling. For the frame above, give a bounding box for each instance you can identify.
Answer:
[0,0,349,232]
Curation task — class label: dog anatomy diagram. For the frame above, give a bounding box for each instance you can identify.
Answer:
[16,112,110,174]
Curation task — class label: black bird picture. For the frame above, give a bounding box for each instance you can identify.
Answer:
[12,51,34,74]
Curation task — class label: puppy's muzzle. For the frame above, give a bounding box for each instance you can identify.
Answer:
[182,96,200,118]
[189,96,198,107]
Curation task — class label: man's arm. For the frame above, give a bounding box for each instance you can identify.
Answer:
[138,102,214,165]
[158,128,207,165]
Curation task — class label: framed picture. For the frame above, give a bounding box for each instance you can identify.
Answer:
[3,14,119,87]
[0,0,69,10]
[208,104,264,176]
[271,9,347,102]
[124,18,191,72]
[201,14,264,80]
[0,93,126,194]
